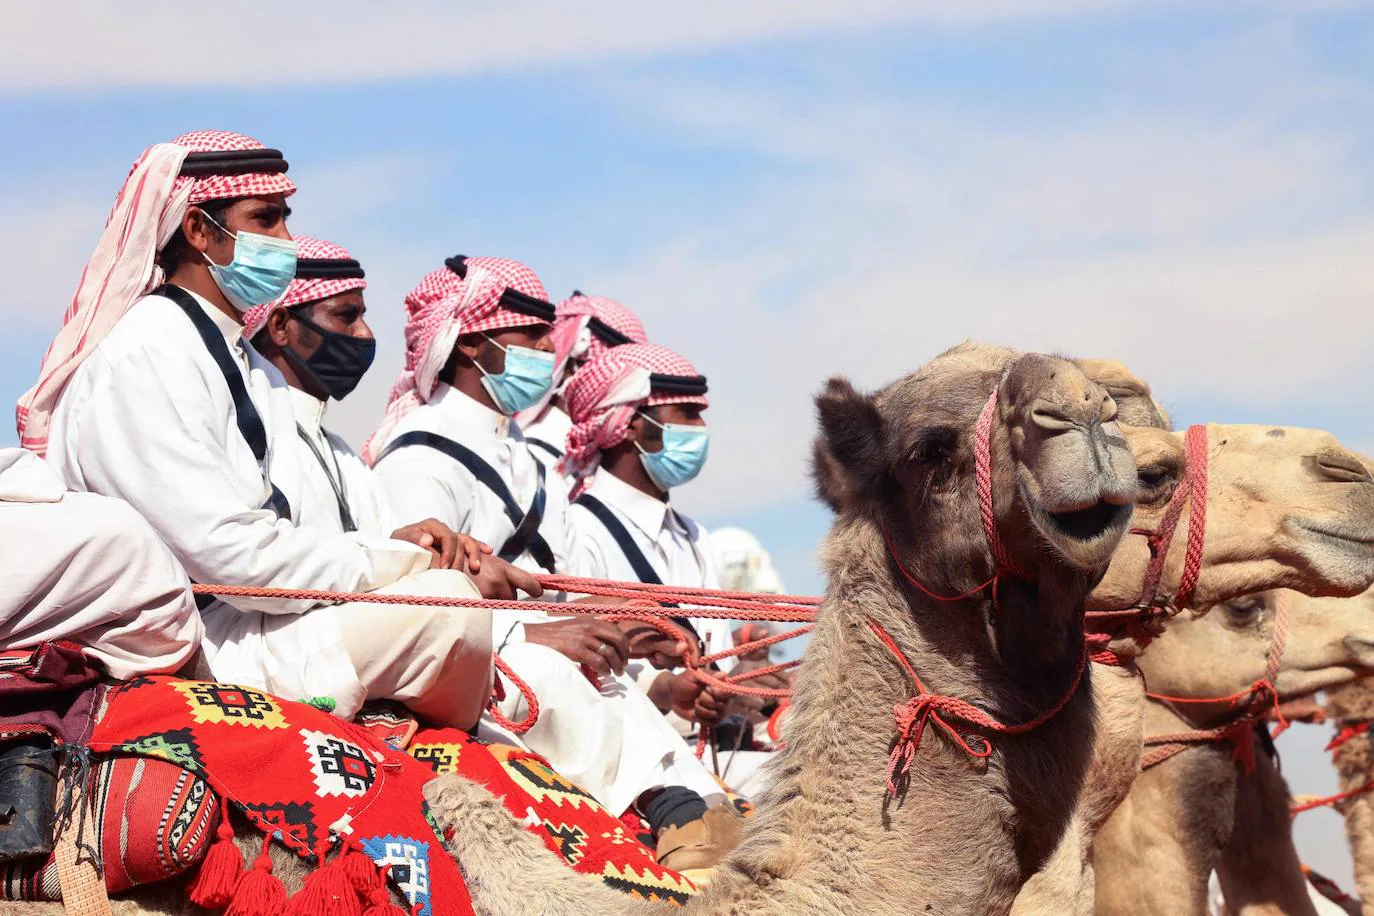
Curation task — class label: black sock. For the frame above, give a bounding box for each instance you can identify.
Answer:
[638,786,708,834]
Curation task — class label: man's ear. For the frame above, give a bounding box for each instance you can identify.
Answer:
[813,376,885,510]
[264,308,293,349]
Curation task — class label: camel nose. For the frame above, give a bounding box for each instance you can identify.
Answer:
[1343,634,1374,664]
[1030,390,1115,433]
[1317,451,1373,484]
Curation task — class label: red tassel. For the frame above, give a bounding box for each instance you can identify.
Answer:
[189,814,245,908]
[361,883,409,916]
[342,846,382,896]
[285,843,363,916]
[225,845,288,916]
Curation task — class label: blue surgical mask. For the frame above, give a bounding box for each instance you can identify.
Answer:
[478,335,556,415]
[636,413,710,491]
[200,212,297,311]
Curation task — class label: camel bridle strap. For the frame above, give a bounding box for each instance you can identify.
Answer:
[1084,423,1210,664]
[867,618,1087,794]
[1292,722,1374,815]
[1139,592,1291,773]
[882,384,1023,605]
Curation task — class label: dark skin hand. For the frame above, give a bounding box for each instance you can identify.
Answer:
[524,618,631,678]
[651,671,728,727]
[165,196,292,323]
[386,521,542,599]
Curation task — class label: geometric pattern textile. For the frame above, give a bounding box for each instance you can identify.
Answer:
[86,677,475,914]
[409,726,698,907]
[0,754,218,900]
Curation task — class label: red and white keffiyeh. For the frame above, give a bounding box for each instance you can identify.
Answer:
[242,236,366,339]
[361,256,551,464]
[16,130,296,455]
[560,342,708,481]
[518,293,648,426]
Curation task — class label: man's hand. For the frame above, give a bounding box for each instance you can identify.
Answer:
[693,683,729,729]
[467,556,543,600]
[391,519,491,571]
[619,623,694,669]
[658,672,727,728]
[524,619,629,677]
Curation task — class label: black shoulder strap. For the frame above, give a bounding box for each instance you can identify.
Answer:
[159,284,291,521]
[526,437,564,462]
[575,494,701,638]
[576,494,662,584]
[375,430,556,572]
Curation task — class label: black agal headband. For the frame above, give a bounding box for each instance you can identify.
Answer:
[650,373,709,397]
[445,254,555,322]
[178,148,290,177]
[295,258,365,281]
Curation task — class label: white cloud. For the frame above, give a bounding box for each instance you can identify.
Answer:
[1,0,1133,92]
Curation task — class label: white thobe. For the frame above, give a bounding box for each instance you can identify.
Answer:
[519,403,572,478]
[567,471,735,673]
[283,388,494,727]
[374,386,723,813]
[46,288,431,717]
[0,448,202,679]
[569,471,774,797]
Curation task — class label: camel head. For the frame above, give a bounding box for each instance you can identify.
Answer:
[1094,424,1374,616]
[814,342,1137,591]
[1075,358,1172,430]
[1140,589,1374,704]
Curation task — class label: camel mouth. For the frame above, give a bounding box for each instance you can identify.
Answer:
[1044,500,1129,542]
[1025,492,1133,568]
[1289,518,1374,551]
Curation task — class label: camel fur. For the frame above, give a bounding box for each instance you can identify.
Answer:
[1093,588,1374,915]
[1324,681,1374,916]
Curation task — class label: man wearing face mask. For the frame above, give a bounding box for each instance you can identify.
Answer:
[23,132,515,729]
[366,257,738,873]
[516,292,648,479]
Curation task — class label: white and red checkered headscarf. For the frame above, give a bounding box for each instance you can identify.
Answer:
[561,342,708,482]
[517,292,648,426]
[16,130,296,455]
[361,256,552,464]
[242,235,366,339]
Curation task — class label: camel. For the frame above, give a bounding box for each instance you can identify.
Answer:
[25,353,1374,914]
[1011,365,1374,915]
[1322,680,1374,916]
[1090,589,1374,915]
[1215,736,1360,916]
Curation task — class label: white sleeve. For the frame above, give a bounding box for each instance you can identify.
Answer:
[375,445,474,534]
[68,344,422,615]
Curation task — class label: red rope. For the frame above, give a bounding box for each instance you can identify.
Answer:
[486,657,539,734]
[190,580,820,623]
[1291,781,1374,815]
[867,619,1087,794]
[1083,423,1210,647]
[1327,721,1370,752]
[1140,593,1290,774]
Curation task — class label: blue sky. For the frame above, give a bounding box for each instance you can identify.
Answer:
[4,0,1373,888]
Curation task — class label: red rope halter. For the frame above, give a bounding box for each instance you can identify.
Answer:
[873,383,1086,792]
[1084,423,1210,666]
[1138,592,1290,773]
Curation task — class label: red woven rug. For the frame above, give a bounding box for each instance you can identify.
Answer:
[408,726,697,906]
[87,676,474,916]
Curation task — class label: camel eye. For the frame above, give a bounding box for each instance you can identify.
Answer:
[1135,461,1178,500]
[1221,595,1266,627]
[910,427,959,465]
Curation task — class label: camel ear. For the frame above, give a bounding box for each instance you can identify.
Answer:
[814,376,885,508]
[810,437,851,511]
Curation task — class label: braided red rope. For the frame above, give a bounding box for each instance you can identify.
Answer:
[868,619,1087,793]
[1083,424,1210,655]
[487,657,540,733]
[190,580,820,623]
[1139,593,1289,772]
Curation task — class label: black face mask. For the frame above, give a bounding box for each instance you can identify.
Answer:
[284,309,377,400]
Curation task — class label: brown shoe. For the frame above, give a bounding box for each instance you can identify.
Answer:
[656,804,744,872]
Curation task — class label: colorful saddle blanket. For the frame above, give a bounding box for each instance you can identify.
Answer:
[88,676,475,915]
